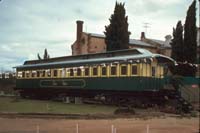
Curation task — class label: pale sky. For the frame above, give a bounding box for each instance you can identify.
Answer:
[0,0,199,71]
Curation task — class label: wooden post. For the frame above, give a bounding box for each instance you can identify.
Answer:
[76,124,79,133]
[146,124,149,133]
[36,125,40,133]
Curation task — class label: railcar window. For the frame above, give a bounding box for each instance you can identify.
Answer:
[61,68,66,77]
[101,67,107,76]
[69,69,74,76]
[42,71,45,77]
[25,71,30,78]
[53,70,57,77]
[111,66,117,75]
[93,67,98,76]
[85,68,89,76]
[121,65,127,75]
[77,68,81,76]
[22,72,25,78]
[32,71,36,78]
[152,66,156,76]
[17,72,22,78]
[46,69,51,77]
[131,65,137,75]
[37,71,40,77]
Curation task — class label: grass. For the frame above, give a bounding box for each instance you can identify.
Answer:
[0,97,117,114]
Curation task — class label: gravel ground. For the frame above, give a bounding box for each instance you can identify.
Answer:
[0,117,199,133]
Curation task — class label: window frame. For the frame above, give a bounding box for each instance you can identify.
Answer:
[120,64,128,76]
[131,64,138,76]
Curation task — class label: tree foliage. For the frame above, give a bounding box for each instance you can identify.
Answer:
[183,0,197,64]
[170,21,184,62]
[43,48,50,60]
[37,48,50,60]
[104,2,130,51]
[37,53,42,60]
[170,0,197,76]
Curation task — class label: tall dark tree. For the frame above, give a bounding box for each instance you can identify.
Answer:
[182,0,197,76]
[43,48,50,60]
[170,21,184,74]
[170,21,184,62]
[104,2,130,51]
[183,0,197,64]
[37,53,42,60]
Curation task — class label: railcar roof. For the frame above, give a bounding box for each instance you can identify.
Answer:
[15,48,175,70]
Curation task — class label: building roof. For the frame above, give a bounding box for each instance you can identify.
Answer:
[146,38,171,48]
[85,32,154,48]
[129,39,154,47]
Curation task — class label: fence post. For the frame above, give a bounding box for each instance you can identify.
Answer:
[36,125,40,133]
[146,124,149,133]
[76,124,79,133]
[111,125,114,133]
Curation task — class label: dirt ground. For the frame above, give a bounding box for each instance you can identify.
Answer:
[0,117,199,133]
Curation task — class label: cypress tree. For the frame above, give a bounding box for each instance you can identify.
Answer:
[43,48,50,60]
[171,21,184,62]
[183,0,197,64]
[37,53,42,60]
[104,2,130,51]
[170,21,184,74]
[182,0,197,76]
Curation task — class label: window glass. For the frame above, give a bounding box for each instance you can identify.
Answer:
[77,68,82,76]
[101,67,107,76]
[152,66,156,76]
[93,67,98,76]
[46,69,51,77]
[111,66,117,75]
[121,65,127,75]
[17,72,22,78]
[32,71,36,77]
[25,71,30,78]
[70,69,74,76]
[37,71,40,77]
[42,71,45,77]
[22,72,25,78]
[132,65,137,75]
[85,68,89,76]
[53,70,57,77]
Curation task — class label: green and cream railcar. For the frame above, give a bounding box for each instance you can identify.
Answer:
[14,48,174,98]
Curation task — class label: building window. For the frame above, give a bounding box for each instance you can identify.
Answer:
[85,68,89,76]
[121,65,127,75]
[111,66,117,76]
[101,67,107,76]
[131,65,137,75]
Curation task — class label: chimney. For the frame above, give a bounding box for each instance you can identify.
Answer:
[141,32,145,40]
[76,20,83,42]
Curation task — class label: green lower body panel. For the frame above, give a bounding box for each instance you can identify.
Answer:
[16,77,164,92]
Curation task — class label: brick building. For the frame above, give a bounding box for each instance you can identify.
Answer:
[71,20,172,56]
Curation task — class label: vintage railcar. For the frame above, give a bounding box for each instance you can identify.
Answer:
[14,48,175,104]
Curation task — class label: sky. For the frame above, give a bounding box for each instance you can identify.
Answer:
[0,0,199,71]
